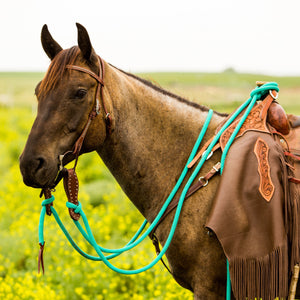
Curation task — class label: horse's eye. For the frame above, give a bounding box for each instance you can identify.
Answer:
[75,89,87,99]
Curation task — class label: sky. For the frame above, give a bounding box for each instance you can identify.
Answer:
[2,0,300,75]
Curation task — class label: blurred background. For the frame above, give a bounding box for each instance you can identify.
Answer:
[0,1,300,299]
[2,0,300,75]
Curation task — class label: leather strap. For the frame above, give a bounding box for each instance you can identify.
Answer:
[284,151,300,161]
[149,162,221,239]
[66,64,104,85]
[188,135,220,169]
[41,188,53,216]
[38,188,54,274]
[151,234,172,274]
[38,242,45,274]
[289,177,300,184]
[63,64,101,168]
[66,56,112,140]
[260,91,277,120]
[63,168,80,220]
[98,57,113,134]
[62,57,108,220]
[72,106,99,168]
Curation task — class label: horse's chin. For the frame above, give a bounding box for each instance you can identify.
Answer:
[21,164,58,189]
[23,178,56,189]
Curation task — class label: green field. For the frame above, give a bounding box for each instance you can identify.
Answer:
[1,71,300,113]
[0,71,299,299]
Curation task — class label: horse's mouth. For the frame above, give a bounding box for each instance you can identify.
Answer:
[19,154,59,189]
[21,169,58,189]
[19,149,78,190]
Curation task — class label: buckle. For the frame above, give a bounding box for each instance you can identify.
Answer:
[269,90,278,100]
[198,176,209,187]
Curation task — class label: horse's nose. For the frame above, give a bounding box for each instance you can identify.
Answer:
[35,157,46,172]
[20,154,46,173]
[19,154,51,187]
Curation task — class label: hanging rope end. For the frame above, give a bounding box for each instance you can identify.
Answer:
[38,242,45,275]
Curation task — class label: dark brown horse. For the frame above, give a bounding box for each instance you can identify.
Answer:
[19,24,299,299]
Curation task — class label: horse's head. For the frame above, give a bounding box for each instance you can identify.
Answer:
[20,23,110,188]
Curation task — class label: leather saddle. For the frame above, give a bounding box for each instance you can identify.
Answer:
[218,90,300,180]
[206,91,300,300]
[253,98,300,178]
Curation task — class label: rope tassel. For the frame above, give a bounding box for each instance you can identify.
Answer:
[38,195,55,274]
[38,242,45,274]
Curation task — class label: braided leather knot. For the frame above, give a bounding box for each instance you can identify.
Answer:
[66,201,82,215]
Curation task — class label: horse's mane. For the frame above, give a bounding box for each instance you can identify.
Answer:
[110,65,227,116]
[38,46,80,98]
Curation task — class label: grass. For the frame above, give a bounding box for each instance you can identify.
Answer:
[0,71,299,299]
[139,71,300,114]
[0,72,43,107]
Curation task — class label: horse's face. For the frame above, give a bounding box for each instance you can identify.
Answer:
[19,24,107,188]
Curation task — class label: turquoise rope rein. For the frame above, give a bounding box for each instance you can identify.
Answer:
[38,82,279,298]
[39,108,214,272]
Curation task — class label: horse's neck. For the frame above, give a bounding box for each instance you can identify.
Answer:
[98,65,225,220]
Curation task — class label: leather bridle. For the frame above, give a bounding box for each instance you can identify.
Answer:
[41,55,112,220]
[64,55,112,167]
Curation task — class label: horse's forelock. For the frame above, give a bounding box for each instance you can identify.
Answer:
[38,46,81,99]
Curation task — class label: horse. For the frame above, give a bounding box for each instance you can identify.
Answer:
[19,23,299,300]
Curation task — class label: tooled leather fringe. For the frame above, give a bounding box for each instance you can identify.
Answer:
[230,243,288,300]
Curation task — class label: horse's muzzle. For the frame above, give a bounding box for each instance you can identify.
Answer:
[19,152,58,188]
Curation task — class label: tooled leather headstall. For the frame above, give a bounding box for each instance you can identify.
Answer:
[40,55,112,220]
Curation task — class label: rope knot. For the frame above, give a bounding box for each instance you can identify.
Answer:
[250,82,279,100]
[41,195,55,206]
[66,201,82,215]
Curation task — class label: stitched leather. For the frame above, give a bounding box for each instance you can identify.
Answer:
[220,101,269,151]
[219,91,290,151]
[254,137,274,201]
[63,168,80,220]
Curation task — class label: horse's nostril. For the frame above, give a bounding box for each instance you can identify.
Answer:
[36,157,46,171]
[20,155,49,187]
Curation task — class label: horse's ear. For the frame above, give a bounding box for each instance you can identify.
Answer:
[76,23,93,61]
[41,25,63,60]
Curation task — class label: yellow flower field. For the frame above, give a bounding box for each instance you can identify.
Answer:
[0,71,299,299]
